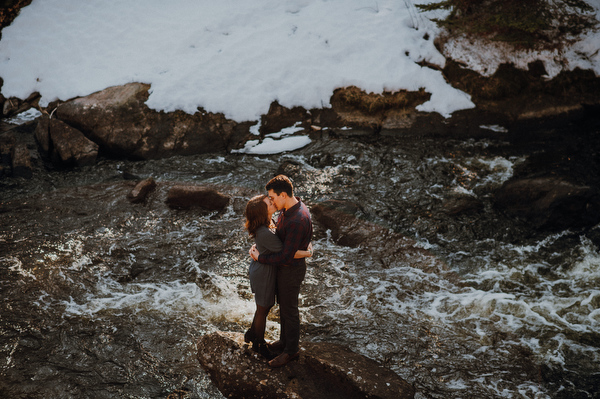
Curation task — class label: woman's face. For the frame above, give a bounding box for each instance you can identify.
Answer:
[263,196,277,218]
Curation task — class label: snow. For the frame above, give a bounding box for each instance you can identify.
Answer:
[0,0,474,124]
[0,0,598,154]
[233,121,312,154]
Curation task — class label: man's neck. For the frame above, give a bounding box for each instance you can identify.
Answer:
[283,195,298,211]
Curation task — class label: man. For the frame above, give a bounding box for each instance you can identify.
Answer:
[249,174,313,368]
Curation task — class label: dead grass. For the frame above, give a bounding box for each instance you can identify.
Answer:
[332,86,430,114]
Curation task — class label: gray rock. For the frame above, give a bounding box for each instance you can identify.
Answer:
[197,331,415,399]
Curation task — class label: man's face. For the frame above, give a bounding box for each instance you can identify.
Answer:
[267,189,285,211]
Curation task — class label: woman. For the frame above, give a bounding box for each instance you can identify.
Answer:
[244,194,312,359]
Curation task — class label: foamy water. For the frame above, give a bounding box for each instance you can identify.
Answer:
[3,133,599,398]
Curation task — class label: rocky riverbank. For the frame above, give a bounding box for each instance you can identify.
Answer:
[2,59,600,232]
[1,3,600,397]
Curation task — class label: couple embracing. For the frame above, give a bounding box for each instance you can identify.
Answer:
[244,174,313,368]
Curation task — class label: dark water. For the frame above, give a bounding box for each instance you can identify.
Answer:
[1,122,600,398]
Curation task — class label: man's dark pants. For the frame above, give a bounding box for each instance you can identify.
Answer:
[276,263,307,355]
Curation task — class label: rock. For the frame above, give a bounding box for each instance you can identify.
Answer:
[310,199,453,275]
[442,194,484,215]
[494,177,600,230]
[0,131,16,177]
[2,96,21,117]
[0,131,16,155]
[54,83,250,160]
[11,142,32,178]
[49,119,99,167]
[441,58,600,128]
[329,86,431,133]
[275,160,303,181]
[1,92,40,118]
[260,101,310,135]
[34,114,51,154]
[127,177,157,203]
[165,185,230,210]
[34,115,98,167]
[310,200,373,248]
[197,331,415,399]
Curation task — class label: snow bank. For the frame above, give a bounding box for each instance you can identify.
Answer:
[0,0,474,121]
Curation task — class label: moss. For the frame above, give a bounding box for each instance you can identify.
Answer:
[418,0,597,49]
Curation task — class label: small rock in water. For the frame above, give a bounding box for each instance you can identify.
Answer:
[165,184,230,211]
[127,177,157,203]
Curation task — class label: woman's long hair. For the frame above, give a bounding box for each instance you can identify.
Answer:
[244,194,270,238]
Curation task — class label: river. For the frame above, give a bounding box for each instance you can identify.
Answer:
[1,120,599,398]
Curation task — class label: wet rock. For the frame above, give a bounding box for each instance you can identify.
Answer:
[442,194,484,215]
[127,177,157,203]
[1,92,40,118]
[329,86,431,133]
[34,115,98,166]
[261,101,310,134]
[54,82,251,160]
[0,131,16,177]
[2,96,21,117]
[0,130,16,154]
[165,184,230,210]
[197,331,415,399]
[11,142,32,178]
[441,59,600,128]
[494,177,600,230]
[275,160,303,181]
[310,199,451,274]
[310,199,374,248]
[49,118,99,167]
[34,114,51,154]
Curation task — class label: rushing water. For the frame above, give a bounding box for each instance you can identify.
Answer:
[1,124,600,398]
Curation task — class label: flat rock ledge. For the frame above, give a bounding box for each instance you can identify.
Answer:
[197,331,415,399]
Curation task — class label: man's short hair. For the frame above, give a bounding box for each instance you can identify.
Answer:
[265,174,294,197]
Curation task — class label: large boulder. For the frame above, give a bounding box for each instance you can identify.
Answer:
[54,83,251,159]
[197,331,415,399]
[494,177,600,230]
